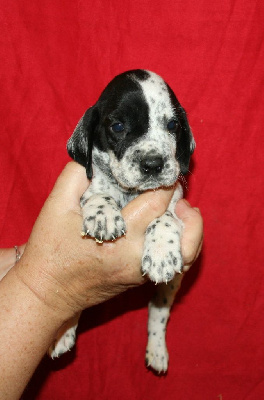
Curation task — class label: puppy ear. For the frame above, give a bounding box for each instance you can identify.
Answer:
[67,106,99,180]
[176,106,195,175]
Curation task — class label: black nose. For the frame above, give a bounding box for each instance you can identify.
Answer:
[140,156,164,175]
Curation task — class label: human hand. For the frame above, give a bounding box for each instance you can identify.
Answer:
[15,162,175,322]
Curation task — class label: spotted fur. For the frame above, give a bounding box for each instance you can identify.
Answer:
[49,70,195,373]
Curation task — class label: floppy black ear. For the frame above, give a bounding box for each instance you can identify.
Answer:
[176,106,195,175]
[67,106,99,180]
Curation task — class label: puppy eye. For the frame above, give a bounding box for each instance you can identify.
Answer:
[167,119,178,131]
[111,122,125,133]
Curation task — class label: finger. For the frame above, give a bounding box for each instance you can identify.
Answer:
[49,162,89,209]
[175,199,203,265]
[123,187,174,235]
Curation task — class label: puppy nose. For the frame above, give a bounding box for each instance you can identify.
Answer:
[140,156,164,175]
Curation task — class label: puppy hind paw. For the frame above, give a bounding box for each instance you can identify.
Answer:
[145,347,169,373]
[48,327,77,359]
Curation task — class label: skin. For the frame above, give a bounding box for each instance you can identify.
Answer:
[0,245,26,281]
[0,162,203,400]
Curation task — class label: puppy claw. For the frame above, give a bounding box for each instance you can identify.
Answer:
[81,230,90,237]
[178,266,184,275]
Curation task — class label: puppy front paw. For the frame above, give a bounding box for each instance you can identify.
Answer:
[81,194,126,242]
[141,212,183,283]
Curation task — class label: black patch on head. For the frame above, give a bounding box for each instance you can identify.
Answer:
[93,71,150,160]
[67,70,151,179]
[165,83,193,175]
[67,105,99,179]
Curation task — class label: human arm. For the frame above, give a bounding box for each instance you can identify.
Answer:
[0,162,203,399]
[0,162,176,400]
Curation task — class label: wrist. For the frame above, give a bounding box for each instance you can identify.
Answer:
[8,266,69,327]
[0,265,68,399]
[0,247,17,280]
[14,258,79,323]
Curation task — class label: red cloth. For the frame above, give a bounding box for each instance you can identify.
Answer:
[1,0,264,399]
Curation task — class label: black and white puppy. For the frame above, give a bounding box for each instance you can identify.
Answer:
[49,69,195,373]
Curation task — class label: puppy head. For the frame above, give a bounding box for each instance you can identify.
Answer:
[67,69,195,190]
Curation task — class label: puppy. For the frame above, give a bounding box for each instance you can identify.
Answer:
[49,69,195,373]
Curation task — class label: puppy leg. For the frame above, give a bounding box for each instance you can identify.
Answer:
[142,211,183,283]
[48,312,81,358]
[146,274,183,373]
[81,191,126,242]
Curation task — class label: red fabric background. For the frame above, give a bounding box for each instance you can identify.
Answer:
[1,0,264,399]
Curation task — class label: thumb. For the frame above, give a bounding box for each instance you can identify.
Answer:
[49,162,89,209]
[175,199,202,223]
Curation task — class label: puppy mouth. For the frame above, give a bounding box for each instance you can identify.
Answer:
[115,171,179,192]
[135,174,178,191]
